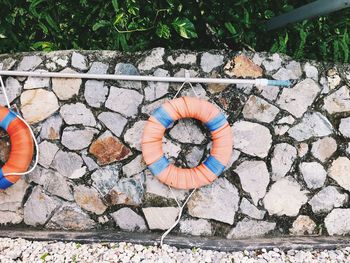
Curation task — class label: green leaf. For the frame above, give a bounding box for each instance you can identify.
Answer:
[40,252,49,261]
[172,17,197,39]
[225,22,237,35]
[112,0,119,12]
[92,20,110,31]
[156,23,171,39]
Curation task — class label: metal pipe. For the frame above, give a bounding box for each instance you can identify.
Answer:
[266,0,350,31]
[0,70,291,87]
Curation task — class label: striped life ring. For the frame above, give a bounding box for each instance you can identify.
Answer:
[142,96,233,189]
[0,106,34,190]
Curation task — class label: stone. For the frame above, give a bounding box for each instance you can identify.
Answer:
[114,63,141,90]
[327,68,341,90]
[325,209,350,235]
[168,53,197,65]
[142,207,179,230]
[138,47,165,71]
[23,186,61,226]
[47,203,95,230]
[256,85,280,101]
[297,143,309,158]
[232,121,272,158]
[227,218,276,239]
[239,198,266,220]
[309,186,348,213]
[88,61,108,74]
[271,143,297,181]
[89,131,131,165]
[0,211,23,225]
[290,215,316,235]
[91,166,120,196]
[123,121,146,151]
[288,112,333,141]
[40,114,63,140]
[262,54,282,71]
[20,89,59,124]
[107,177,144,206]
[235,161,270,205]
[38,140,59,168]
[0,179,28,212]
[187,178,239,224]
[299,161,327,190]
[170,119,205,144]
[52,68,82,100]
[0,57,15,70]
[105,87,143,117]
[144,68,169,101]
[41,170,74,201]
[304,62,318,80]
[61,126,98,150]
[17,55,42,71]
[339,117,350,137]
[71,52,88,70]
[273,61,302,80]
[263,177,308,216]
[141,98,169,115]
[84,80,108,107]
[329,157,350,191]
[60,103,96,126]
[224,54,263,78]
[74,185,107,215]
[277,115,295,125]
[185,146,204,167]
[323,86,350,114]
[242,95,279,123]
[23,70,50,89]
[200,52,224,73]
[274,125,290,136]
[51,150,84,178]
[179,219,212,236]
[81,150,99,171]
[224,150,241,171]
[0,77,22,105]
[122,155,146,177]
[111,208,147,231]
[163,138,182,159]
[277,79,320,118]
[0,138,10,164]
[180,84,208,99]
[98,112,127,137]
[311,137,337,163]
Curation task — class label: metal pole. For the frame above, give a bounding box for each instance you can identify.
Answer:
[266,0,350,31]
[0,70,291,87]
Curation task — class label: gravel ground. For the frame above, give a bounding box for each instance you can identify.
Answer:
[0,238,350,263]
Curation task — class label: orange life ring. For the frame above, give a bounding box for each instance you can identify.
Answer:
[0,106,34,190]
[142,96,233,189]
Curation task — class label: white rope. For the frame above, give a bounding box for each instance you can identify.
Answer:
[0,76,39,177]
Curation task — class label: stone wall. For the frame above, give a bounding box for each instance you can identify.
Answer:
[0,48,350,239]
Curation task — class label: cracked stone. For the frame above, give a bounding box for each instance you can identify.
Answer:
[262,54,282,71]
[61,126,98,150]
[323,86,350,114]
[325,209,350,235]
[329,157,350,191]
[239,198,266,220]
[91,166,120,196]
[60,102,96,126]
[277,79,320,118]
[290,215,316,235]
[271,143,297,181]
[170,119,205,144]
[187,178,239,224]
[138,48,165,71]
[38,140,59,168]
[41,170,74,201]
[201,52,224,73]
[84,80,108,108]
[20,89,59,124]
[168,53,197,65]
[122,155,146,177]
[0,77,22,105]
[105,87,143,117]
[224,54,263,78]
[179,219,212,236]
[300,162,327,189]
[232,121,272,158]
[339,117,350,138]
[74,185,107,215]
[89,131,131,165]
[309,186,348,213]
[71,52,88,70]
[143,207,179,230]
[235,161,270,205]
[23,70,50,89]
[242,95,279,123]
[124,121,146,151]
[114,63,141,90]
[288,112,333,141]
[107,177,144,206]
[263,177,308,216]
[52,68,82,100]
[17,55,42,71]
[304,62,318,80]
[111,208,147,232]
[98,112,127,137]
[40,114,63,140]
[227,218,276,239]
[88,62,108,74]
[144,68,170,101]
[51,150,84,178]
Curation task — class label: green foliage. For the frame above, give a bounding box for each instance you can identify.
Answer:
[0,0,349,63]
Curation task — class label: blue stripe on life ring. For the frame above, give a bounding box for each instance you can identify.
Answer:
[0,168,13,190]
[0,110,17,131]
[206,113,227,132]
[148,155,170,176]
[152,106,174,128]
[203,155,225,176]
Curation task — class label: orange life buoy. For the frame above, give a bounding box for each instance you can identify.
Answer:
[0,106,34,190]
[142,96,233,189]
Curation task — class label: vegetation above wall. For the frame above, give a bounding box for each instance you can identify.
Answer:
[0,0,349,63]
